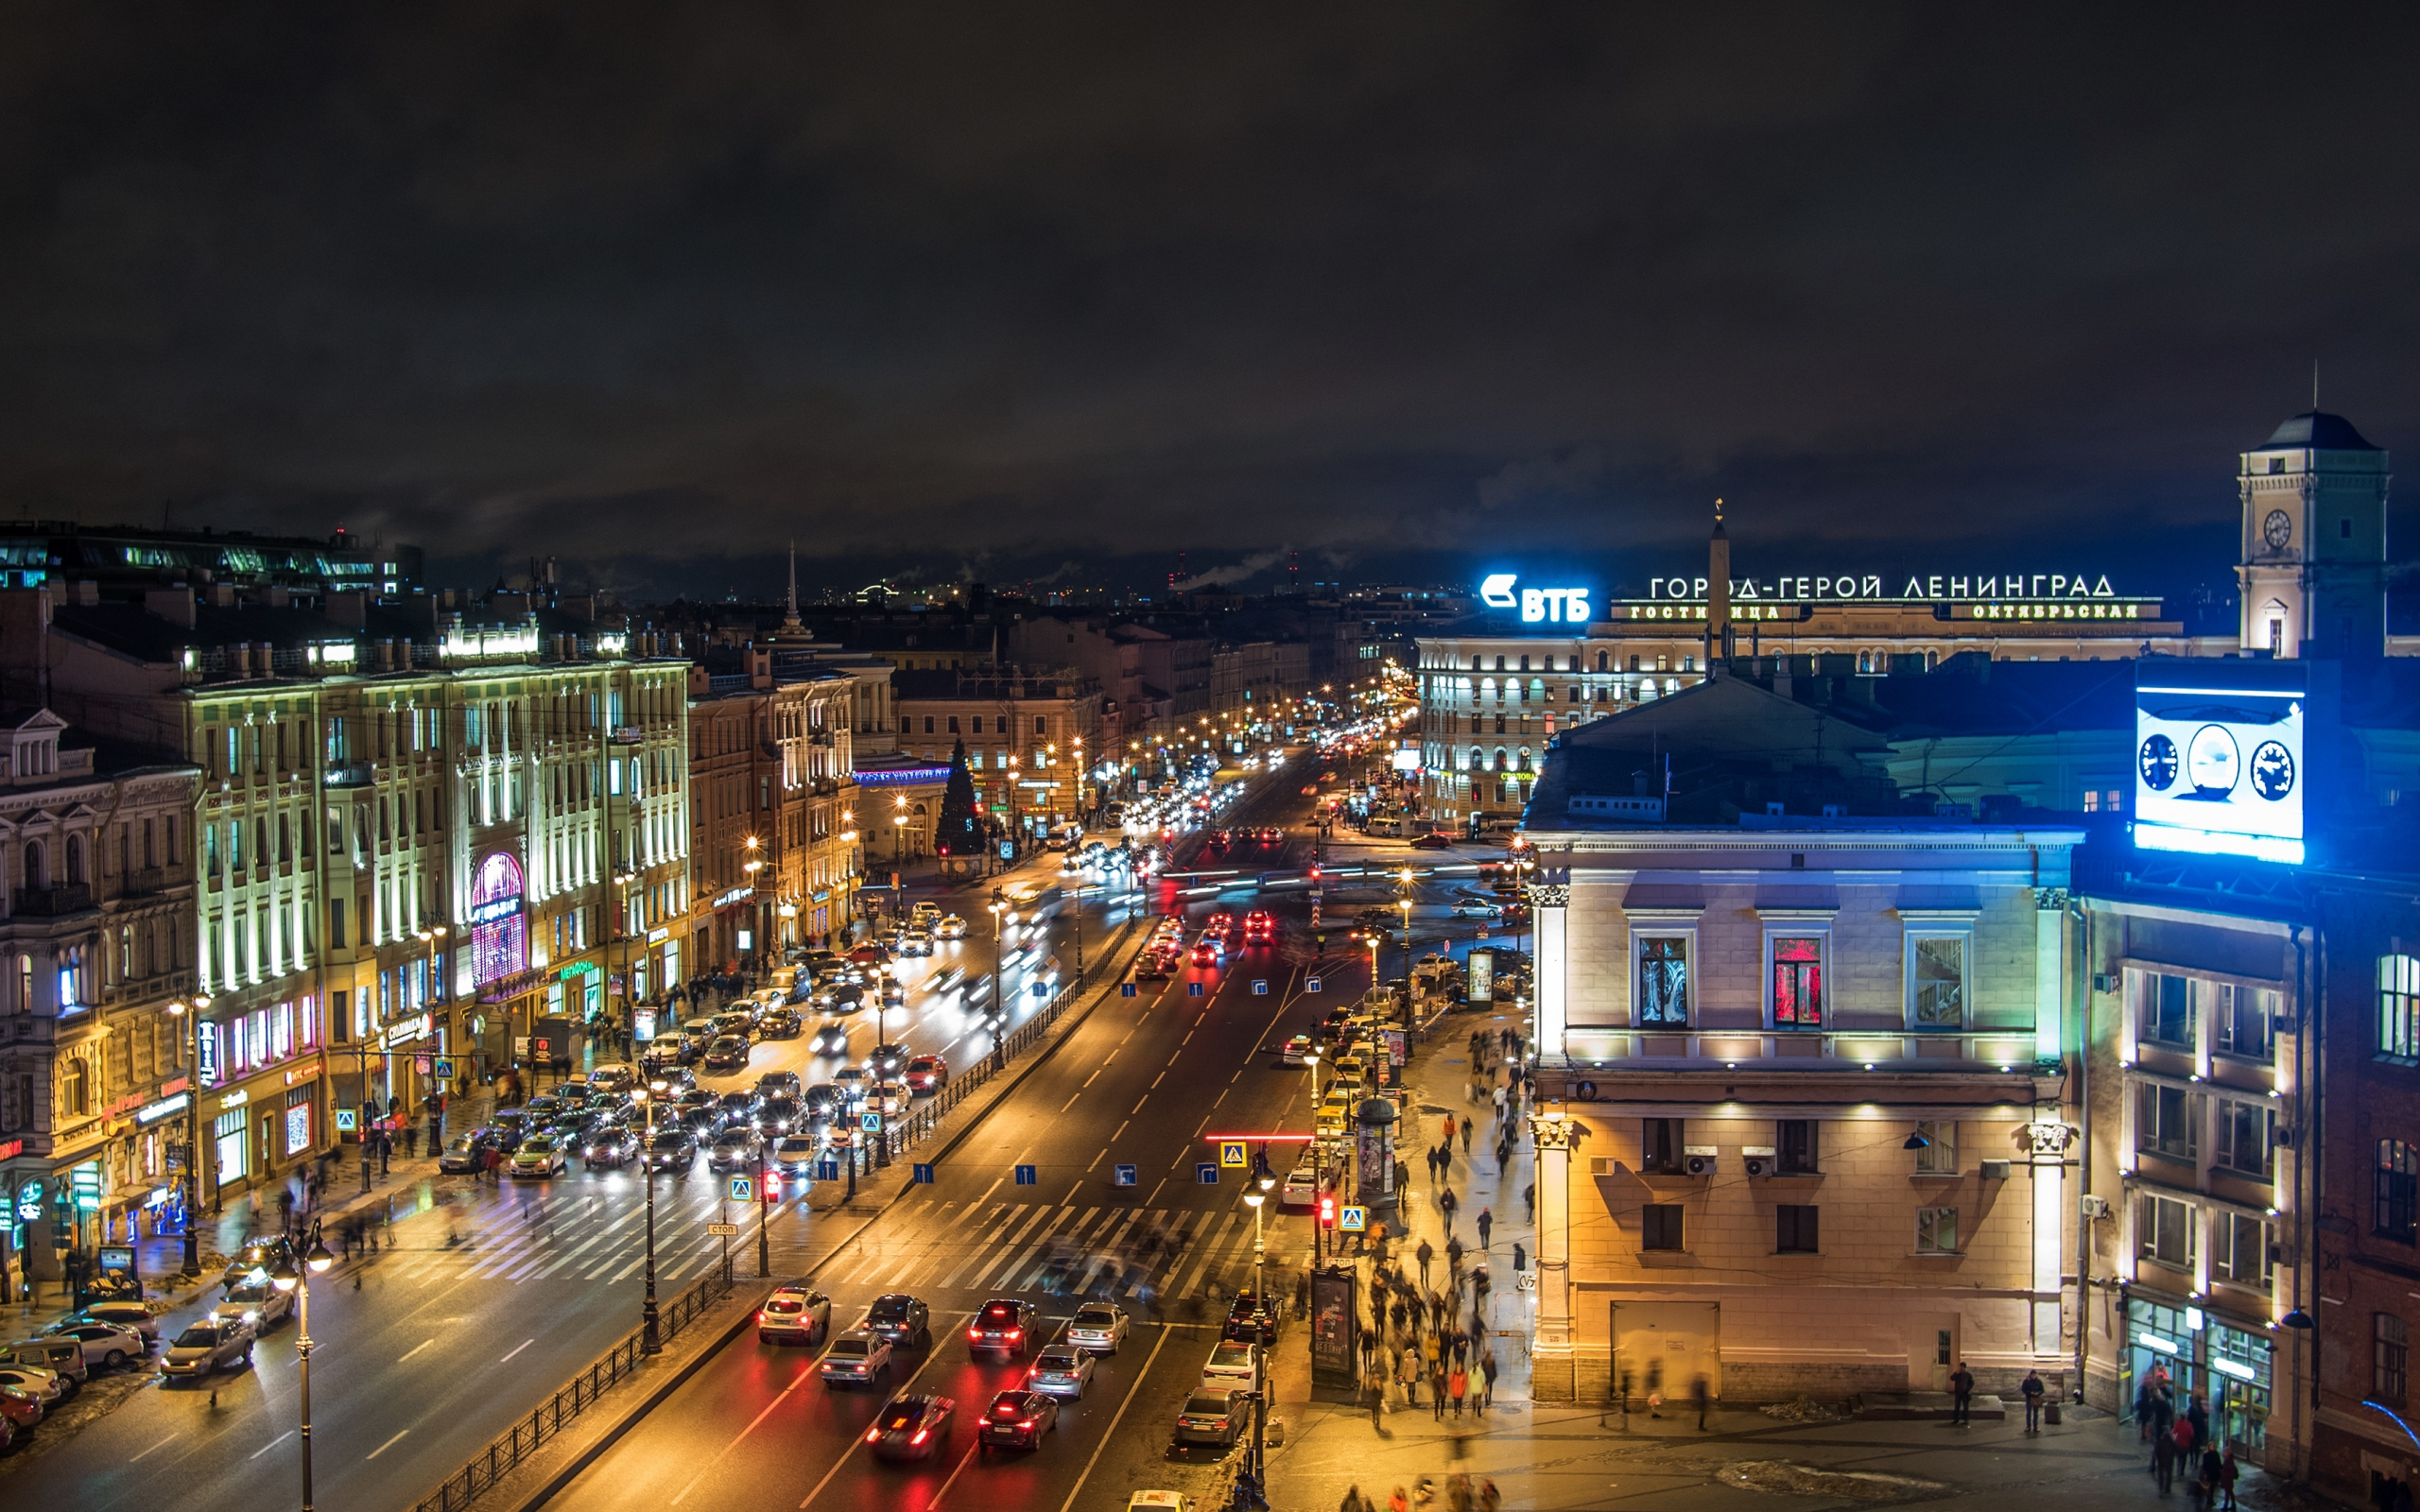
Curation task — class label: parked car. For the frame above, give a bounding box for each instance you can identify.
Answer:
[864,1393,954,1461]
[1065,1303,1129,1355]
[1199,1341,1257,1393]
[4,1336,87,1391]
[161,1319,254,1382]
[38,1320,145,1369]
[1172,1388,1246,1448]
[756,1284,831,1347]
[819,1328,892,1387]
[977,1388,1059,1452]
[0,1383,38,1433]
[1025,1345,1095,1400]
[66,1301,159,1347]
[0,1364,65,1406]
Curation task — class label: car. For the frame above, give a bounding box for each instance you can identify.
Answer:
[1025,1345,1095,1400]
[794,1020,845,1059]
[510,1134,570,1177]
[1200,1340,1258,1392]
[0,1364,64,1405]
[0,1383,38,1433]
[862,1294,931,1349]
[819,1328,893,1387]
[438,1130,496,1173]
[966,1298,1038,1359]
[819,984,868,1015]
[757,1284,831,1346]
[212,1280,296,1332]
[1127,1492,1195,1512]
[831,1068,872,1107]
[910,901,942,925]
[847,942,892,967]
[757,1008,804,1040]
[894,930,933,957]
[1278,1035,1315,1067]
[67,1301,160,1347]
[702,1035,752,1073]
[589,1062,638,1093]
[870,1082,908,1116]
[675,1086,719,1114]
[162,1319,254,1382]
[1172,1388,1246,1448]
[717,1090,761,1125]
[1065,1302,1130,1354]
[755,1096,804,1136]
[644,1129,699,1173]
[1409,832,1456,850]
[1449,898,1504,919]
[220,1234,297,1289]
[934,915,967,940]
[865,1392,955,1461]
[977,1387,1060,1451]
[1242,910,1274,943]
[37,1320,143,1370]
[584,1126,642,1168]
[1204,912,1235,938]
[713,1009,755,1040]
[903,1056,947,1093]
[1190,938,1222,967]
[707,1126,763,1171]
[865,1042,908,1078]
[1279,1164,1318,1209]
[1133,952,1175,981]
[769,1134,823,1181]
[1224,1293,1281,1347]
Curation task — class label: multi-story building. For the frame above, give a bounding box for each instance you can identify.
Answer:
[0,710,198,1289]
[1525,712,2080,1404]
[892,668,1103,844]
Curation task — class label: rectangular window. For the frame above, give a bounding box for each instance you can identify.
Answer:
[1910,935,1965,1028]
[2379,1140,2420,1243]
[2384,955,2420,1058]
[1640,1203,1685,1251]
[2380,1314,2410,1405]
[2215,1100,2274,1180]
[1640,1118,1684,1175]
[2219,983,2275,1061]
[1913,1120,1959,1175]
[1777,1119,1820,1174]
[2135,1083,2201,1160]
[329,898,347,950]
[1772,936,1824,1027]
[2213,1212,2273,1290]
[2143,971,2194,1047]
[2138,1194,2196,1268]
[1636,936,1689,1026]
[1915,1206,1960,1253]
[1775,1204,1820,1254]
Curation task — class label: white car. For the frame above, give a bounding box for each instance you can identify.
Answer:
[935,915,968,940]
[212,1280,296,1332]
[1200,1340,1257,1392]
[1064,1302,1129,1354]
[0,1362,66,1403]
[1279,1165,1319,1209]
[1025,1345,1095,1400]
[40,1319,145,1367]
[1128,1495,1194,1512]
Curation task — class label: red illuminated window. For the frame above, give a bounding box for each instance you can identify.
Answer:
[1772,936,1824,1027]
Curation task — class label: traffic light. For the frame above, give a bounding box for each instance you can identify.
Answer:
[1318,1194,1337,1229]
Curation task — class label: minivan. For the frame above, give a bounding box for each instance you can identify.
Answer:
[6,1337,88,1392]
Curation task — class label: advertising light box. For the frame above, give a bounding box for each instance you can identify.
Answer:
[2134,662,2305,865]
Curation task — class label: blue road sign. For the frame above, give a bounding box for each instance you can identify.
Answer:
[1121,981,1138,997]
[1196,1162,1219,1184]
[728,1176,753,1202]
[816,1160,840,1180]
[1032,982,1048,999]
[1115,1163,1138,1187]
[1187,981,1205,997]
[434,1057,455,1078]
[1305,976,1322,993]
[860,1111,883,1132]
[1015,1163,1039,1186]
[912,1163,935,1184]
[1252,979,1269,995]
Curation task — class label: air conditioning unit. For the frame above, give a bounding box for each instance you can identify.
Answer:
[2079,1194,2111,1219]
[1980,1160,2011,1181]
[2092,973,2118,994]
[1684,1145,1719,1177]
[1741,1144,1776,1178]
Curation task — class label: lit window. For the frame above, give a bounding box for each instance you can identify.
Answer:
[1772,936,1824,1027]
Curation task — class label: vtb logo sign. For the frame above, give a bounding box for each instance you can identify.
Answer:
[1479,573,1592,625]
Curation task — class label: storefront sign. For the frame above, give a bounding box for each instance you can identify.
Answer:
[468,893,525,926]
[218,1089,251,1109]
[647,927,669,945]
[136,1092,190,1125]
[382,1014,432,1048]
[1478,573,1591,624]
[853,764,952,786]
[712,886,754,910]
[0,1139,22,1162]
[556,960,599,981]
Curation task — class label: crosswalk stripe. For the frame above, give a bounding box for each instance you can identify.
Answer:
[977,1206,1074,1291]
[944,1204,1053,1291]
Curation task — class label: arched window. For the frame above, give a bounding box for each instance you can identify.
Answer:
[60,1056,88,1117]
[1518,747,1533,773]
[1493,747,1508,773]
[1596,651,1609,672]
[24,840,46,891]
[1470,655,1483,672]
[1518,656,1530,672]
[65,834,84,885]
[1466,747,1482,772]
[1493,656,1506,672]
[468,851,528,986]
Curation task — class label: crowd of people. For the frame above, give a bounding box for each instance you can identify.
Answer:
[2136,1362,2240,1507]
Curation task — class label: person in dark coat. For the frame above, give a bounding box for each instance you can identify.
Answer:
[2152,1421,2178,1494]
[1949,1361,1975,1426]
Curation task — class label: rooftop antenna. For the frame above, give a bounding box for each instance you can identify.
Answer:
[2313,359,2320,410]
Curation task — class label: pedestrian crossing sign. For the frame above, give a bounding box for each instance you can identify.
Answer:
[1340,1205,1367,1232]
[1121,982,1137,997]
[1251,980,1269,995]
[1015,1163,1039,1185]
[1305,976,1322,993]
[1219,1141,1249,1169]
[912,1163,935,1184]
[1115,1163,1137,1186]
[1187,981,1204,997]
[1197,1162,1219,1184]
[435,1058,454,1078]
[729,1176,754,1202]
[860,1111,882,1132]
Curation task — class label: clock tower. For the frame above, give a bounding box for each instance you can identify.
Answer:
[2238,409,2390,661]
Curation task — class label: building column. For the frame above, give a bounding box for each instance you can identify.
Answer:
[1531,1105,1577,1402]
[1532,878,1570,1059]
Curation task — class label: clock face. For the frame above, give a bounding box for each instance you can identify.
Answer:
[2263,509,2292,550]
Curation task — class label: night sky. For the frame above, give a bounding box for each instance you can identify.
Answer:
[3,6,2417,607]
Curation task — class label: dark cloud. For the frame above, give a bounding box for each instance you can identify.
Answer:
[0,5,2415,600]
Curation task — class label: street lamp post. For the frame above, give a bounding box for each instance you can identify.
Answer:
[988,889,1010,1073]
[873,963,892,1170]
[413,924,450,1146]
[269,1223,335,1512]
[1246,1162,1277,1487]
[1304,1048,1322,1264]
[165,995,210,1276]
[637,1076,666,1353]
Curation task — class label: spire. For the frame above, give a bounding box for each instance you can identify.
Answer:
[783,540,802,630]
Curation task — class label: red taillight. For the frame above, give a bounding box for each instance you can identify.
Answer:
[968,1328,982,1341]
[865,1426,883,1443]
[1005,1328,1021,1340]
[908,1428,929,1446]
[1020,1418,1037,1429]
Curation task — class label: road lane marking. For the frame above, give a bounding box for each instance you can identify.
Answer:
[671,1361,812,1505]
[976,1176,1005,1205]
[251,1429,298,1460]
[1062,1181,1082,1205]
[499,1338,534,1363]
[399,1338,436,1361]
[1086,1147,1108,1173]
[1131,1096,1149,1114]
[1213,1089,1227,1107]
[1059,1325,1176,1512]
[800,1314,971,1508]
[1059,1092,1081,1112]
[1081,1069,1101,1087]
[367,1430,410,1460]
[129,1432,177,1462]
[1150,1072,1165,1089]
[926,1435,984,1508]
[1113,1120,1129,1141]
[1147,1177,1168,1204]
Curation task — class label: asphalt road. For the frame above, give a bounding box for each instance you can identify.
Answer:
[4,860,1146,1512]
[538,757,1375,1512]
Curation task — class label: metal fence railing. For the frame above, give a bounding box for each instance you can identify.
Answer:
[412,1268,735,1512]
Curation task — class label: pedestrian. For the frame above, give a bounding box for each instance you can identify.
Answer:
[1446,1235,1464,1285]
[1477,1208,1493,1250]
[1949,1360,1975,1426]
[1448,1364,1468,1418]
[1430,1364,1448,1420]
[1416,1238,1434,1288]
[1442,1113,1456,1147]
[1523,1182,1534,1224]
[2153,1423,2178,1494]
[2021,1367,2046,1433]
[1480,1349,1499,1408]
[1342,1488,1369,1512]
[1694,1373,1711,1431]
[2220,1448,2239,1510]
[1388,1488,1409,1512]
[1460,1119,1473,1156]
[378,1126,392,1176]
[1440,1187,1459,1230]
[2199,1446,2223,1509]
[2149,1386,2177,1466]
[2187,1393,2210,1451]
[1392,1297,1409,1335]
[2136,1377,2154,1440]
[1512,1241,1526,1273]
[277,1186,296,1233]
[1478,1480,1499,1512]
[1492,1084,1507,1123]
[404,1124,420,1159]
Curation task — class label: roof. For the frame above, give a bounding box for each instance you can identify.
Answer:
[2256,410,2381,452]
[53,602,355,662]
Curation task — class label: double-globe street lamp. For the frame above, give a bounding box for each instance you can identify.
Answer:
[1242,1161,1277,1492]
[633,1074,669,1353]
[988,888,1010,1073]
[268,1223,336,1511]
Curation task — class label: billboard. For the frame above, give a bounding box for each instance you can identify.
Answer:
[2134,663,2305,865]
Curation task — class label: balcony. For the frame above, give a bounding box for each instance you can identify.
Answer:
[13,884,94,919]
[121,866,172,897]
[325,763,375,788]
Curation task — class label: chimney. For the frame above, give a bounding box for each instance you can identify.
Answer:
[325,591,369,629]
[262,585,291,609]
[1707,498,1731,666]
[209,583,236,608]
[73,580,99,607]
[146,587,197,628]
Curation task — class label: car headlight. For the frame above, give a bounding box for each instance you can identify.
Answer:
[243,1311,261,1324]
